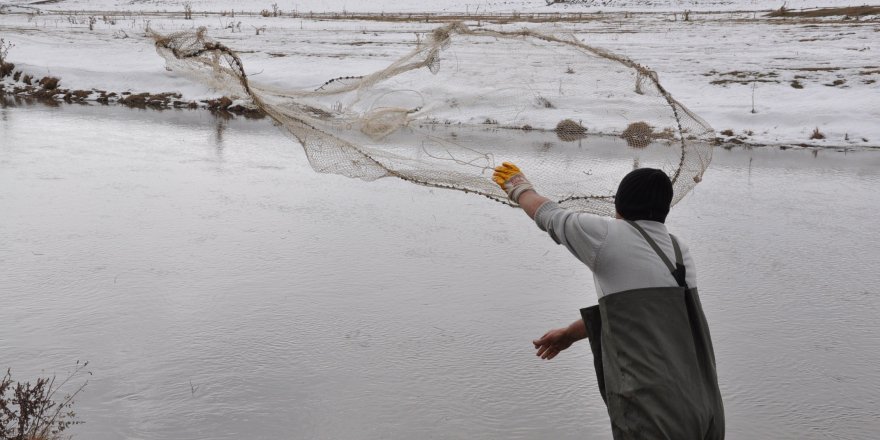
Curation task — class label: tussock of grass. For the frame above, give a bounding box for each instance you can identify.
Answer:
[621,121,654,148]
[555,119,586,142]
[0,62,13,78]
[810,127,825,140]
[38,76,60,90]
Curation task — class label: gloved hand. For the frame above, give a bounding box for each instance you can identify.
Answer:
[492,162,534,204]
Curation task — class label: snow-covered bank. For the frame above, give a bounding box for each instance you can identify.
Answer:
[6,0,879,14]
[1,4,878,147]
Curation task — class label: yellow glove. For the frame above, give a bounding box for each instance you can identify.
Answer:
[492,162,534,204]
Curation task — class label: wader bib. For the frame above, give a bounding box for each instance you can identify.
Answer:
[580,221,724,439]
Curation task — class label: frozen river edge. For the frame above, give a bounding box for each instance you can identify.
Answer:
[1,4,879,149]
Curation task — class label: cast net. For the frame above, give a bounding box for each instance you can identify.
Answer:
[152,23,713,215]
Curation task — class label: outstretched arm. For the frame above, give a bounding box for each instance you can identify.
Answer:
[493,161,610,270]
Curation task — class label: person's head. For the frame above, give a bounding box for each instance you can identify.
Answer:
[614,168,673,223]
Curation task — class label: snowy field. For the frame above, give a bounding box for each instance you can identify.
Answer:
[1,0,879,147]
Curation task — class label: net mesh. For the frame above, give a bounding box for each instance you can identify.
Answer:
[153,23,713,215]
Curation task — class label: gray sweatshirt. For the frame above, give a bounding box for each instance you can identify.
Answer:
[534,201,697,298]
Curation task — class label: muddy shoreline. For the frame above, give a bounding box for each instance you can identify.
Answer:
[0,64,266,118]
[3,85,874,152]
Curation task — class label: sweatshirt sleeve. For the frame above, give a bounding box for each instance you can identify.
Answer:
[534,201,610,270]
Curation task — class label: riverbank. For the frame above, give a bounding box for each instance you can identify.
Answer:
[1,3,878,148]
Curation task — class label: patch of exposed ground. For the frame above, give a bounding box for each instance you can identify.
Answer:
[704,70,780,86]
[767,6,880,19]
[0,67,264,117]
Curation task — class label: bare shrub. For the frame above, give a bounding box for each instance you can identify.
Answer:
[272,3,280,17]
[183,2,193,20]
[0,38,12,65]
[21,74,32,85]
[260,9,272,17]
[810,127,825,140]
[0,38,14,78]
[0,361,89,440]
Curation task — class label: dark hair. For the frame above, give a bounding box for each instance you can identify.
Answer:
[614,168,673,223]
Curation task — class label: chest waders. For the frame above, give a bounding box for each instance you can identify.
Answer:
[580,221,725,439]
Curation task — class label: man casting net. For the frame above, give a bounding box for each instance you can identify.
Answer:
[152,23,713,215]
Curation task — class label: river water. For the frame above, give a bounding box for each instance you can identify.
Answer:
[1,101,879,440]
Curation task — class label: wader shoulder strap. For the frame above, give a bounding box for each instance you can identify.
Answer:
[625,220,688,288]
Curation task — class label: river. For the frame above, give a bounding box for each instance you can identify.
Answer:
[1,100,878,439]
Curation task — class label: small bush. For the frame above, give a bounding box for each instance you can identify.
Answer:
[810,127,825,140]
[21,74,32,85]
[0,362,89,440]
[0,62,13,78]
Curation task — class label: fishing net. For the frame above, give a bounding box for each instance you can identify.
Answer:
[152,23,713,215]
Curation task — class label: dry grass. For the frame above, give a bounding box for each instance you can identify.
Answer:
[119,91,182,109]
[767,6,880,18]
[555,119,586,142]
[535,95,554,109]
[810,127,825,140]
[38,76,60,90]
[0,62,13,78]
[621,121,654,148]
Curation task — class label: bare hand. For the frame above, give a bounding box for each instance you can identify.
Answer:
[532,327,575,360]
